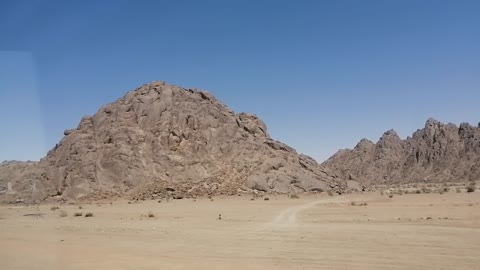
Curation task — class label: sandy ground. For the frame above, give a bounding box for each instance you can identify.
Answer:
[1,192,479,270]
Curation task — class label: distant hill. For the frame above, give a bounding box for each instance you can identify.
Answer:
[323,119,480,185]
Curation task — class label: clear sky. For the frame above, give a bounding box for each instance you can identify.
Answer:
[1,0,479,162]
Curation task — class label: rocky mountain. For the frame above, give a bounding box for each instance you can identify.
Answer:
[323,119,480,186]
[0,81,347,203]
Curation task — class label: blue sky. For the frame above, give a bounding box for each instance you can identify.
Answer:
[1,0,479,162]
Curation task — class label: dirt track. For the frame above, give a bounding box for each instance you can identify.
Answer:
[1,192,479,269]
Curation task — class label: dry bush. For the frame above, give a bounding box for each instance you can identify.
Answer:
[85,213,94,217]
[388,194,394,198]
[327,190,334,196]
[421,186,431,193]
[390,189,403,195]
[466,182,476,193]
[351,201,367,206]
[289,194,299,199]
[78,206,83,209]
[74,212,83,217]
[50,206,60,211]
[264,197,270,201]
[435,186,450,194]
[147,212,155,218]
[59,210,68,217]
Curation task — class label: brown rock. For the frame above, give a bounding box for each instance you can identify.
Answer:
[324,118,480,185]
[1,81,343,202]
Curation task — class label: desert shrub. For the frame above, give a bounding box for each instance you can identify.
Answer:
[78,206,83,209]
[327,191,334,196]
[59,210,68,217]
[466,182,476,193]
[421,187,431,193]
[50,206,60,211]
[289,194,299,199]
[388,194,394,198]
[351,201,367,206]
[147,212,155,218]
[85,213,94,217]
[74,212,83,217]
[389,189,398,195]
[264,197,270,201]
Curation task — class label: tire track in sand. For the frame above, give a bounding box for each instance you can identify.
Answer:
[269,196,348,229]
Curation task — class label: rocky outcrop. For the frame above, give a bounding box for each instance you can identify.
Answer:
[323,118,480,185]
[0,161,47,202]
[1,81,346,203]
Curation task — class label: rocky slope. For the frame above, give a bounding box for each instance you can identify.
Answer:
[1,81,346,203]
[323,119,480,186]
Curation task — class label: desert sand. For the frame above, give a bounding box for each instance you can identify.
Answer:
[1,192,479,270]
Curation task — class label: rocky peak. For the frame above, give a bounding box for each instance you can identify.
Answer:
[376,129,403,156]
[379,129,401,143]
[425,117,440,128]
[1,81,347,203]
[354,138,374,152]
[324,118,480,185]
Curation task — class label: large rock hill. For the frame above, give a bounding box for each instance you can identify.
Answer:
[1,82,346,203]
[323,119,480,185]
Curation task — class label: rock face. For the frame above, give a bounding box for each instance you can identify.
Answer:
[323,119,480,185]
[0,81,345,203]
[0,161,47,202]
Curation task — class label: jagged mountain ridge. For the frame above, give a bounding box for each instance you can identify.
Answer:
[323,119,480,185]
[0,81,346,203]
